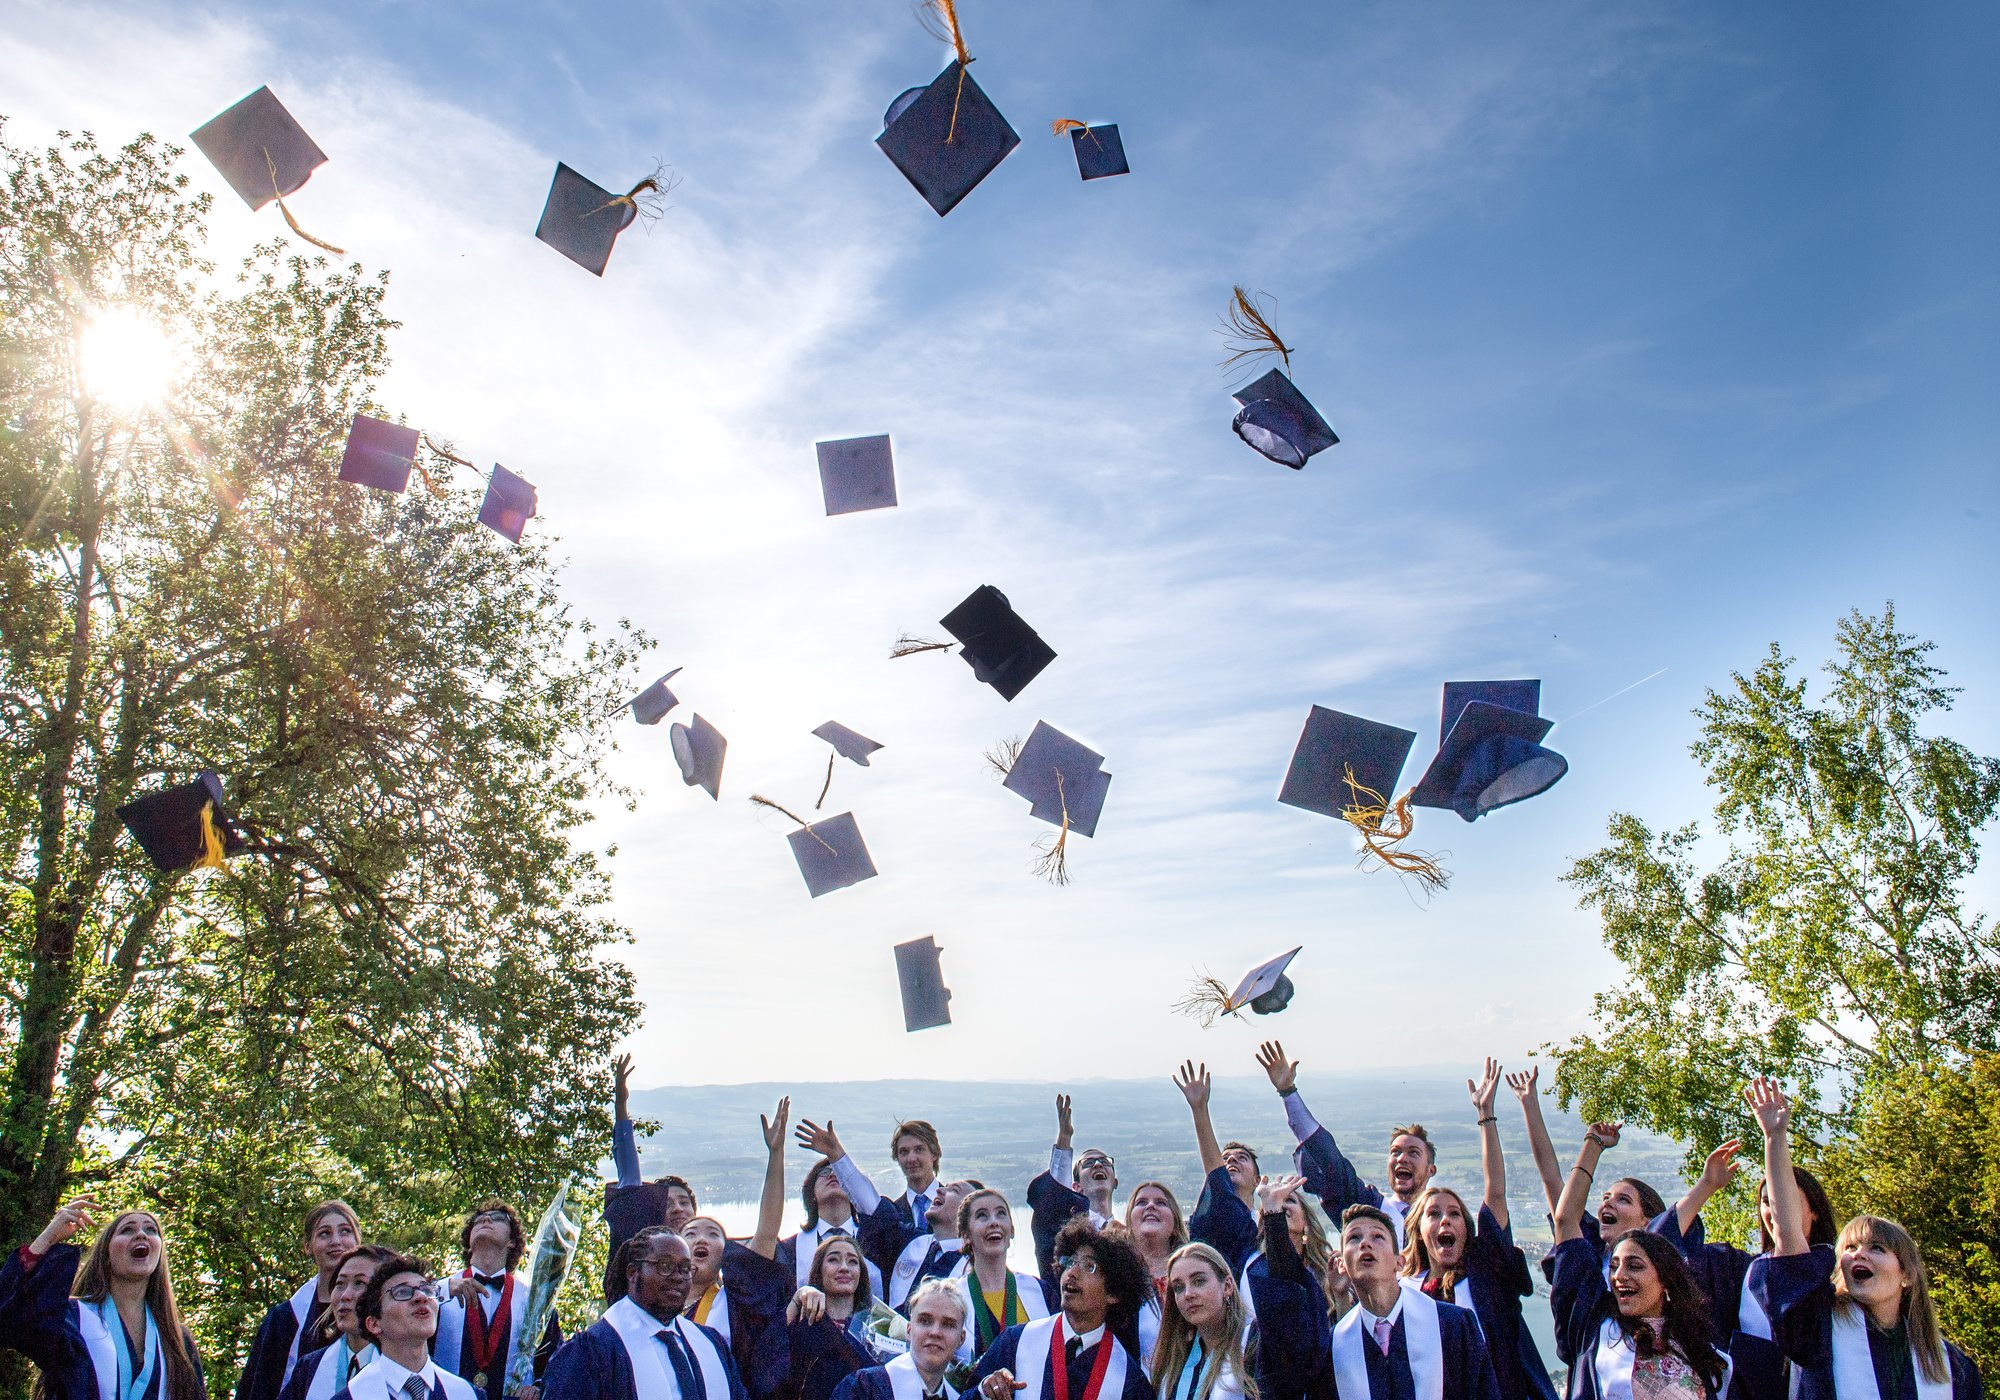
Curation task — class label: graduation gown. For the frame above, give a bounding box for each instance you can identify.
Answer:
[1243,1214,1332,1400]
[433,1271,562,1400]
[1753,1247,1985,1400]
[331,1358,479,1400]
[885,1236,965,1313]
[1187,1169,1260,1280]
[1328,1287,1498,1400]
[542,1305,746,1400]
[852,1199,926,1293]
[1293,1132,1406,1246]
[969,1318,1156,1400]
[0,1243,207,1400]
[1547,1238,1741,1400]
[1024,1175,1094,1287]
[697,1245,792,1382]
[238,1279,332,1400]
[1409,1207,1556,1400]
[950,1271,1050,1364]
[604,1184,683,1302]
[827,1356,960,1400]
[745,1316,878,1400]
[280,1344,379,1400]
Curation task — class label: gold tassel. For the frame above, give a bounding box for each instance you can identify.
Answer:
[1172,973,1239,1028]
[1050,119,1103,149]
[918,0,976,143]
[1338,768,1449,893]
[815,752,835,811]
[194,800,228,870]
[751,795,837,855]
[1218,285,1293,373]
[891,634,956,658]
[413,433,470,499]
[1030,770,1071,886]
[983,736,1023,780]
[265,150,346,255]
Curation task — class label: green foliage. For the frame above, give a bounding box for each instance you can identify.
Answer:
[0,123,642,1388]
[1551,607,2000,1348]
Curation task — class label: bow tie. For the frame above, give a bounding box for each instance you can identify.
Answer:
[473,1273,507,1289]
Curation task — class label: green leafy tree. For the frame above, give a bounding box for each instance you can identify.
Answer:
[0,123,642,1384]
[1551,606,2000,1361]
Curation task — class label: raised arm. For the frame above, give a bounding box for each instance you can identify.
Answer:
[1469,1058,1508,1228]
[1552,1121,1620,1243]
[1050,1093,1075,1181]
[1174,1060,1223,1174]
[1504,1065,1562,1217]
[795,1118,883,1215]
[750,1098,791,1259]
[1671,1139,1744,1236]
[1745,1078,1806,1255]
[611,1053,641,1189]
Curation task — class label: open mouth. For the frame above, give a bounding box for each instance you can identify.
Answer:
[1849,1262,1876,1283]
[1435,1232,1459,1252]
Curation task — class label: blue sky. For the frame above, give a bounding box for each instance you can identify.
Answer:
[8,0,1997,1088]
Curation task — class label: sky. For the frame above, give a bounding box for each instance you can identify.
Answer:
[6,0,1998,1091]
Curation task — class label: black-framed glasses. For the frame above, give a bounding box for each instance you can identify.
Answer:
[386,1280,442,1303]
[638,1260,695,1279]
[1077,1154,1115,1171]
[470,1211,513,1226]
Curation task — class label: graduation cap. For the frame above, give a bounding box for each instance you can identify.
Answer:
[1175,947,1302,1027]
[189,87,343,254]
[630,669,683,726]
[877,3,1018,216]
[116,771,246,874]
[670,714,727,799]
[535,163,663,277]
[894,936,952,1032]
[1407,680,1568,822]
[1218,287,1337,469]
[816,435,897,516]
[338,414,420,493]
[938,585,1055,701]
[1052,120,1128,180]
[1279,705,1447,891]
[752,795,878,897]
[1001,722,1111,837]
[814,722,883,767]
[478,465,538,543]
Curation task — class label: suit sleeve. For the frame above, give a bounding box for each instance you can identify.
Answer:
[1187,1167,1259,1278]
[0,1244,83,1370]
[854,1198,918,1286]
[277,1351,322,1400]
[1248,1216,1330,1400]
[1293,1129,1379,1220]
[1026,1173,1089,1285]
[1547,1238,1609,1367]
[537,1333,601,1400]
[1447,1307,1502,1400]
[1750,1247,1836,1373]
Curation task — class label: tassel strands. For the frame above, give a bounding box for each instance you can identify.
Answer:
[1050,118,1103,149]
[264,148,344,255]
[1172,974,1239,1028]
[891,633,956,658]
[1218,285,1293,373]
[983,736,1023,781]
[750,795,838,855]
[195,801,228,870]
[917,0,977,143]
[1338,768,1449,893]
[815,752,836,811]
[1029,769,1071,886]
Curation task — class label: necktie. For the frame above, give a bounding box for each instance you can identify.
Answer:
[913,1194,929,1228]
[1065,1339,1082,1365]
[403,1377,431,1400]
[825,1224,847,1238]
[1372,1318,1393,1357]
[656,1328,707,1400]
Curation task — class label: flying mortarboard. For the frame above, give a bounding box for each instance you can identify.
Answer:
[189,87,343,254]
[1218,287,1337,469]
[478,464,538,543]
[939,585,1055,701]
[814,722,883,767]
[1407,680,1568,822]
[786,811,878,898]
[816,435,898,515]
[117,771,246,874]
[1001,721,1111,837]
[338,414,420,493]
[630,669,683,726]
[1279,705,1447,891]
[876,2,1019,216]
[1051,120,1128,180]
[671,714,727,799]
[535,163,664,277]
[1176,947,1302,1026]
[894,936,952,1032]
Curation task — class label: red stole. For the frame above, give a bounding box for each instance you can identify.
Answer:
[1047,1322,1114,1400]
[461,1272,515,1383]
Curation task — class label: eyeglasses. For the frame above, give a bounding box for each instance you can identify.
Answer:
[471,1211,513,1226]
[386,1281,442,1303]
[638,1260,695,1279]
[1076,1155,1115,1171]
[1056,1256,1102,1277]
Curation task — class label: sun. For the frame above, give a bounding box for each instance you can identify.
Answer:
[77,307,181,412]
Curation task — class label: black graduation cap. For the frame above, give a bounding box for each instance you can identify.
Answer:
[815,434,898,515]
[671,714,727,799]
[894,936,952,1032]
[117,772,246,874]
[630,669,682,726]
[1001,721,1110,837]
[1232,368,1339,469]
[1054,121,1128,181]
[786,811,878,898]
[338,414,419,493]
[478,465,537,543]
[814,722,883,766]
[190,87,327,212]
[940,585,1055,701]
[1407,680,1568,821]
[877,63,1020,216]
[1278,706,1416,820]
[535,163,654,277]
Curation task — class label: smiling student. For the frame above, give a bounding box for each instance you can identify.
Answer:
[1119,1182,1187,1366]
[1174,1062,1263,1278]
[280,1245,395,1400]
[888,1124,945,1239]
[1752,1078,1986,1400]
[604,1056,703,1302]
[1026,1096,1120,1287]
[0,1199,206,1400]
[331,1253,478,1400]
[1146,1244,1253,1400]
[948,1191,1049,1363]
[1255,1044,1435,1247]
[827,1280,971,1400]
[542,1228,748,1400]
[969,1220,1156,1400]
[239,1202,364,1400]
[749,1236,883,1400]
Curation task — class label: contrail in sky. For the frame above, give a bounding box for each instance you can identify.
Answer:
[1561,666,1668,724]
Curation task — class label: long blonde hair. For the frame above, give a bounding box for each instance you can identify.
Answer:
[1148,1243,1258,1400]
[59,1211,203,1400]
[1398,1186,1474,1295]
[1834,1216,1948,1385]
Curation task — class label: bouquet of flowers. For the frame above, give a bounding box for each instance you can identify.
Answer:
[503,1184,581,1396]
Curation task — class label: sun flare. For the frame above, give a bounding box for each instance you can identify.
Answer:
[78,308,180,412]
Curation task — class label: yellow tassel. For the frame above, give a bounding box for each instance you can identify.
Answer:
[1050,119,1103,148]
[265,149,346,255]
[918,0,976,143]
[891,634,956,658]
[194,800,228,870]
[1030,770,1072,886]
[1172,973,1239,1028]
[1218,285,1293,373]
[591,176,662,221]
[1338,768,1449,892]
[751,795,837,855]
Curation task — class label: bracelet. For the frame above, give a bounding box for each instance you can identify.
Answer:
[1571,1165,1594,1181]
[1477,1116,1497,1125]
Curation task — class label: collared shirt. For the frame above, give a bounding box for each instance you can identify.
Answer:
[1355,1292,1406,1337]
[1060,1320,1107,1353]
[375,1353,444,1399]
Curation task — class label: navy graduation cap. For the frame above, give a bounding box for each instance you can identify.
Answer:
[894,936,952,1032]
[816,434,897,516]
[338,414,420,493]
[671,714,727,799]
[814,722,883,766]
[940,585,1055,701]
[117,771,246,874]
[1002,721,1111,838]
[786,810,879,898]
[1052,120,1128,181]
[630,669,683,726]
[1407,680,1568,822]
[877,2,1018,216]
[1278,706,1415,821]
[535,163,659,277]
[1232,368,1339,469]
[190,87,341,252]
[478,464,537,543]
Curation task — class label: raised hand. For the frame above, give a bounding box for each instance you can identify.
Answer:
[788,1285,827,1324]
[1504,1065,1539,1101]
[30,1198,98,1254]
[446,1275,483,1304]
[1255,1173,1306,1215]
[1256,1041,1298,1095]
[1743,1077,1791,1137]
[1055,1093,1075,1149]
[1173,1060,1211,1110]
[1468,1057,1502,1117]
[1585,1121,1623,1151]
[613,1053,633,1118]
[793,1117,844,1159]
[761,1096,791,1154]
[1697,1139,1744,1194]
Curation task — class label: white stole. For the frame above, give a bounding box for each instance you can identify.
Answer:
[1592,1318,1734,1400]
[1831,1304,1952,1400]
[305,1345,379,1400]
[72,1301,120,1400]
[282,1278,323,1388]
[950,1271,1050,1362]
[341,1359,476,1400]
[1136,1297,1160,1369]
[1383,1201,1409,1248]
[1332,1287,1443,1400]
[606,1299,730,1400]
[1012,1316,1129,1400]
[884,1353,958,1400]
[433,1273,529,1380]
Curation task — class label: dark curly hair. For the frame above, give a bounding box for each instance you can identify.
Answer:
[1606,1230,1726,1393]
[1053,1217,1148,1340]
[358,1252,435,1341]
[608,1224,680,1304]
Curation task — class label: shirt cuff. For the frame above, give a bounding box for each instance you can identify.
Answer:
[830,1154,883,1215]
[1282,1090,1321,1144]
[1049,1146,1074,1183]
[17,1244,44,1269]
